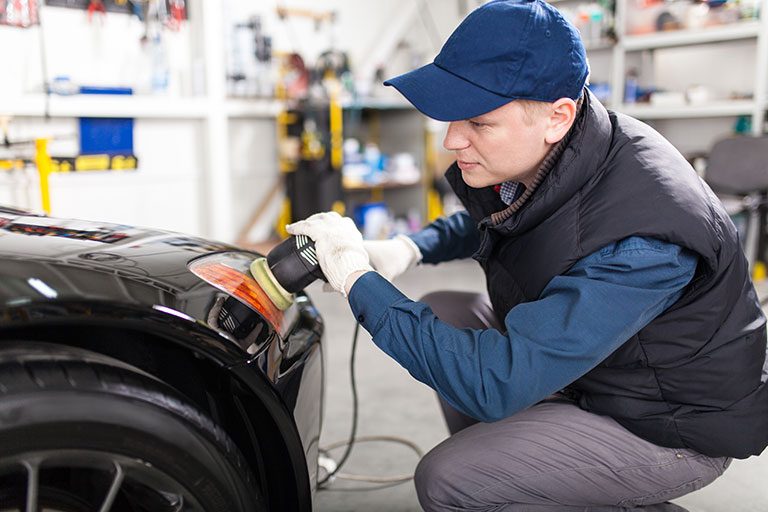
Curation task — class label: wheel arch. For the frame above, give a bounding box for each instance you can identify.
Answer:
[0,302,313,512]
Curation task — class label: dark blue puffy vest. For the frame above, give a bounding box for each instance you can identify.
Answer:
[447,90,768,458]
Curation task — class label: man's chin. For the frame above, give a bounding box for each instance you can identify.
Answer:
[460,170,494,189]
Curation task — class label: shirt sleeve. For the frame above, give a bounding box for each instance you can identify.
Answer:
[407,211,481,264]
[347,236,698,422]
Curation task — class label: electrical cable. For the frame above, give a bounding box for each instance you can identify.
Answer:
[316,321,424,490]
[36,4,50,120]
[319,435,423,483]
[317,320,360,487]
[317,480,414,493]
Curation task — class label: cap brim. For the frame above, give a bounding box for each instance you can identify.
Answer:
[383,63,514,122]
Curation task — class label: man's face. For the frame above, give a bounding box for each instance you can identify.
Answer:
[443,100,551,189]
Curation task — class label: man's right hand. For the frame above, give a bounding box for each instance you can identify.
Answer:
[363,234,423,281]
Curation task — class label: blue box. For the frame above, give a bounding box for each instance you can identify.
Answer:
[79,86,134,156]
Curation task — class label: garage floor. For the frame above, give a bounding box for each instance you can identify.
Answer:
[309,260,768,512]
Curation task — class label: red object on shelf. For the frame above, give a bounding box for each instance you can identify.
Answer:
[0,0,39,28]
[87,0,105,22]
[166,0,186,31]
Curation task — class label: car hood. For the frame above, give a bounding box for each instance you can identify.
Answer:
[0,209,283,334]
[0,209,238,281]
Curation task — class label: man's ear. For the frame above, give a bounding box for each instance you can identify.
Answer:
[544,98,577,144]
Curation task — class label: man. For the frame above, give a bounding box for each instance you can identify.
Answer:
[286,0,768,510]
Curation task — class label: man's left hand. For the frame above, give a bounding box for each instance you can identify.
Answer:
[286,212,374,297]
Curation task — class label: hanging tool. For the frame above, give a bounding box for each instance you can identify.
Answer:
[166,0,185,30]
[1,0,39,27]
[87,0,106,23]
[275,5,335,30]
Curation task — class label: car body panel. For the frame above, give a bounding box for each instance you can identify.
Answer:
[0,208,324,509]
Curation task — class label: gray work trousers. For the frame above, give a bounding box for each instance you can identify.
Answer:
[416,291,731,512]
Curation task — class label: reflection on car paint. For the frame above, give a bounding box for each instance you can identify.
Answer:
[204,294,271,354]
[3,222,130,243]
[162,236,232,253]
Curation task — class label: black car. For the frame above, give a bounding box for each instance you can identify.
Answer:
[0,205,324,512]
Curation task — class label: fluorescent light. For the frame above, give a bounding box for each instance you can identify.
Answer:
[152,304,195,322]
[27,278,58,299]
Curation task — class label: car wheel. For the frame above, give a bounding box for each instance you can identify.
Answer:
[0,342,264,512]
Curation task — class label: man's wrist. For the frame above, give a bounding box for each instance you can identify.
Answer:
[344,269,372,296]
[396,234,423,265]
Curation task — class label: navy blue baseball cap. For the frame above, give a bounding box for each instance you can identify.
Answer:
[384,0,589,121]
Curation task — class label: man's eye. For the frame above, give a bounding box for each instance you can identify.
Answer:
[468,120,485,128]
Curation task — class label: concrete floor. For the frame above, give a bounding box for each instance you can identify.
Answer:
[309,260,768,512]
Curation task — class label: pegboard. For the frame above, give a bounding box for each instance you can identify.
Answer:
[44,0,189,21]
[44,0,133,14]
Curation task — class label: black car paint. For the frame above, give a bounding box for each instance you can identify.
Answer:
[0,208,324,511]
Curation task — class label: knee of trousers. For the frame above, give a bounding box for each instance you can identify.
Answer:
[418,291,463,322]
[418,291,445,309]
[414,448,465,511]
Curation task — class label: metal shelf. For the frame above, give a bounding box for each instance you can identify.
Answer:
[343,180,421,192]
[341,97,416,110]
[616,100,758,119]
[610,0,768,135]
[583,41,615,51]
[0,95,283,119]
[0,95,208,119]
[622,21,761,51]
[225,99,284,118]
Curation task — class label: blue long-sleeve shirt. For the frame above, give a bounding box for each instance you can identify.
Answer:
[348,211,698,422]
[408,211,483,264]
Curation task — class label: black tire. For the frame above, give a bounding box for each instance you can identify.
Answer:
[0,341,264,512]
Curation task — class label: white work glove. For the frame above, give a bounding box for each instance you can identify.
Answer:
[286,212,374,297]
[363,235,422,281]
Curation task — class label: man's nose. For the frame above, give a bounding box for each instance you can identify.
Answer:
[443,122,470,151]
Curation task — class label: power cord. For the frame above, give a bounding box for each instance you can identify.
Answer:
[317,322,424,490]
[317,321,359,487]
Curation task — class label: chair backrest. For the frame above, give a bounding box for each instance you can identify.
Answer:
[705,136,768,196]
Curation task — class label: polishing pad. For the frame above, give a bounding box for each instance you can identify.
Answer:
[250,257,294,311]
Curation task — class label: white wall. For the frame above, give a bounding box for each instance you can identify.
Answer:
[0,116,204,235]
[0,7,196,97]
[223,0,464,99]
[0,0,464,243]
[653,41,756,100]
[228,118,281,242]
[0,4,207,236]
[0,1,736,243]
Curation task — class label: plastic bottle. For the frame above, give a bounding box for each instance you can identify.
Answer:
[624,68,639,104]
[151,33,169,93]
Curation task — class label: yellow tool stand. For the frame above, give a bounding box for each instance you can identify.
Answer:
[0,138,137,215]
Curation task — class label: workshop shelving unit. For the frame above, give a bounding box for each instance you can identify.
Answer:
[548,0,616,106]
[609,0,768,136]
[0,1,284,243]
[602,0,768,269]
[619,99,758,119]
[340,98,429,236]
[549,0,768,152]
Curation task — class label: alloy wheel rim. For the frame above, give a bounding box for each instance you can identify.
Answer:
[0,449,206,512]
